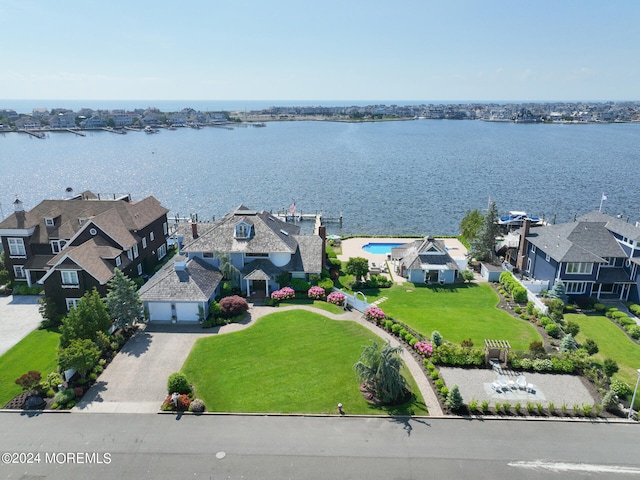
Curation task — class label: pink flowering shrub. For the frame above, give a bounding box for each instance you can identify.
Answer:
[414,341,433,358]
[327,291,346,307]
[271,286,295,302]
[365,306,386,323]
[307,286,326,300]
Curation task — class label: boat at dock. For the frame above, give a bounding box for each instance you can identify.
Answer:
[498,211,544,227]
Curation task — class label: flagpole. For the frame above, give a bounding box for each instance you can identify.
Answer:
[599,192,605,212]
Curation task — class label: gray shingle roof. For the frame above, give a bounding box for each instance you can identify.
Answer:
[398,237,458,271]
[526,221,626,263]
[577,211,640,242]
[139,256,222,302]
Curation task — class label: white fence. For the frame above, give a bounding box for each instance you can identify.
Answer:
[335,289,372,313]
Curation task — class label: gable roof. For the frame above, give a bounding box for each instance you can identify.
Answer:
[0,193,167,244]
[526,220,627,263]
[577,211,640,242]
[139,256,222,302]
[396,237,459,271]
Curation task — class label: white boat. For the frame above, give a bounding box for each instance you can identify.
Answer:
[498,211,543,227]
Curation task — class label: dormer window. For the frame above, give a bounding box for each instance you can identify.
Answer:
[45,217,55,227]
[51,240,67,254]
[235,222,252,239]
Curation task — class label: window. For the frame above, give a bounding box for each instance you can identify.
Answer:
[50,240,67,254]
[531,245,536,253]
[526,258,532,272]
[133,244,139,258]
[163,222,168,235]
[565,281,587,294]
[246,252,269,258]
[137,263,143,276]
[65,298,80,311]
[115,255,121,267]
[566,263,593,275]
[203,252,214,258]
[157,243,167,260]
[13,265,26,280]
[45,217,55,227]
[61,270,79,286]
[8,238,26,256]
[150,232,155,242]
[142,237,147,249]
[235,223,251,239]
[127,249,133,261]
[545,254,550,262]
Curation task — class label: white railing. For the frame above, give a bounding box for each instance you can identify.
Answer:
[334,288,372,313]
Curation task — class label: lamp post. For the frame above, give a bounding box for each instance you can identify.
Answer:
[628,369,640,420]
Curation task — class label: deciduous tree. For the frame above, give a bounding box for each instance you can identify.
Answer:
[58,339,101,380]
[459,209,483,243]
[59,289,111,348]
[345,257,369,283]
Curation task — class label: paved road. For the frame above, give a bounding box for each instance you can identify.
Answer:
[0,295,42,356]
[0,414,637,479]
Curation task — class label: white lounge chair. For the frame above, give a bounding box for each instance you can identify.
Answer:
[497,375,515,391]
[516,375,528,390]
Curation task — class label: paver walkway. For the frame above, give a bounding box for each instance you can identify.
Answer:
[75,304,442,415]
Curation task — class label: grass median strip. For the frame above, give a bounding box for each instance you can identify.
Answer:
[182,310,428,415]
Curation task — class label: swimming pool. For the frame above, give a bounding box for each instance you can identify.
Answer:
[361,242,407,255]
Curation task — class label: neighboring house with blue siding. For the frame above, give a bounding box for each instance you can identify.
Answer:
[521,211,640,301]
[392,237,459,284]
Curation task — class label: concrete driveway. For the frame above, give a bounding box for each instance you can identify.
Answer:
[0,295,43,356]
[75,323,213,413]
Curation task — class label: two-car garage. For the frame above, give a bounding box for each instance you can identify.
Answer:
[146,301,202,322]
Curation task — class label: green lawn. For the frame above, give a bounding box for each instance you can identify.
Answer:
[0,329,61,407]
[278,298,345,315]
[366,283,542,350]
[568,313,640,390]
[182,310,428,415]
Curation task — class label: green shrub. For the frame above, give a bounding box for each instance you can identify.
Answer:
[593,303,606,312]
[603,358,619,377]
[512,286,528,303]
[536,403,545,415]
[582,338,599,355]
[290,278,311,292]
[548,402,555,415]
[431,330,443,347]
[601,390,620,412]
[529,341,545,355]
[429,370,440,380]
[468,399,479,412]
[619,316,636,327]
[439,386,449,398]
[502,402,511,414]
[582,404,593,417]
[481,400,490,414]
[383,319,393,331]
[514,402,522,414]
[610,379,632,397]
[627,325,640,340]
[167,372,191,395]
[605,307,619,318]
[514,306,522,314]
[539,316,552,327]
[317,278,334,292]
[526,402,535,414]
[628,304,640,316]
[53,388,76,406]
[391,324,403,335]
[434,379,445,390]
[565,321,580,336]
[545,323,560,338]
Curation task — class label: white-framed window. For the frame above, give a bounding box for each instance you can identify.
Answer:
[61,270,79,286]
[65,298,80,311]
[531,245,536,253]
[235,223,250,239]
[45,217,55,227]
[50,239,67,254]
[142,237,147,249]
[565,281,587,294]
[526,258,532,272]
[163,222,168,235]
[545,254,550,262]
[13,265,26,280]
[115,255,122,267]
[137,263,143,275]
[150,232,155,242]
[133,244,139,259]
[566,262,593,275]
[157,243,167,260]
[8,237,26,256]
[127,249,133,261]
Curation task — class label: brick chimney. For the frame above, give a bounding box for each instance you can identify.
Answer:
[191,222,198,239]
[516,219,531,271]
[318,225,326,270]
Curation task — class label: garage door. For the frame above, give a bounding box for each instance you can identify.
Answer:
[175,303,200,322]
[147,302,172,321]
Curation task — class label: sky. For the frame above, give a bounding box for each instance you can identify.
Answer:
[1,0,638,102]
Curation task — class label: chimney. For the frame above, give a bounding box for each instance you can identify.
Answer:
[174,256,187,271]
[516,219,531,271]
[65,187,74,199]
[13,198,24,212]
[318,225,326,270]
[191,222,198,239]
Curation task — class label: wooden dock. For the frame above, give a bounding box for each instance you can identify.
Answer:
[272,210,343,228]
[65,128,86,136]
[18,129,46,139]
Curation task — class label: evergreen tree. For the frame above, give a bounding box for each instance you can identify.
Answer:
[106,269,143,329]
[548,280,568,303]
[560,333,577,352]
[469,201,500,263]
[354,340,407,404]
[59,289,111,348]
[446,384,463,411]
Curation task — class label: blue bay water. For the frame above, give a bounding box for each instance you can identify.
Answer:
[1,120,639,236]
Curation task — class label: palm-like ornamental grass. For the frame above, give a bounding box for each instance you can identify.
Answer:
[354,340,407,404]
